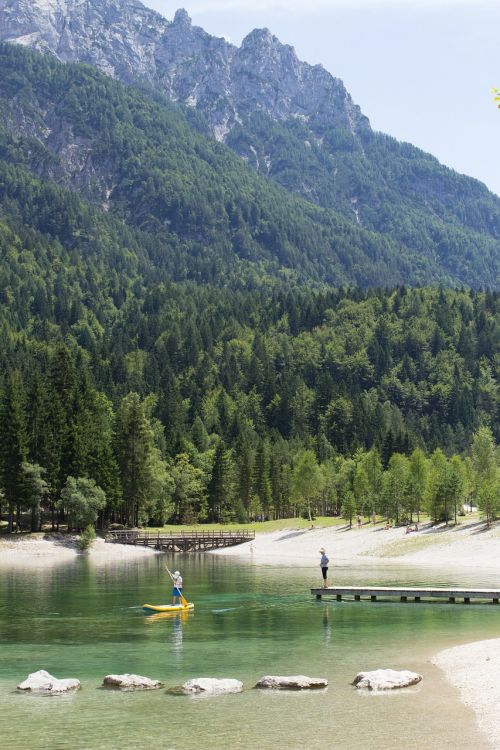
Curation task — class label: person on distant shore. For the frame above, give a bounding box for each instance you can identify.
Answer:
[172,570,183,605]
[319,547,329,588]
[357,514,362,528]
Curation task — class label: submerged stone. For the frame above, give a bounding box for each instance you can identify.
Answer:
[181,678,243,694]
[103,674,163,690]
[353,669,422,690]
[255,675,328,690]
[17,669,81,694]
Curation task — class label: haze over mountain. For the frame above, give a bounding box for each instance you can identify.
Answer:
[1,0,500,288]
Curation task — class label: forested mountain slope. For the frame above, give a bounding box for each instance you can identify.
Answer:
[1,0,500,288]
[0,43,459,288]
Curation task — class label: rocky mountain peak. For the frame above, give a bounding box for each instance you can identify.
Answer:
[172,8,191,27]
[0,0,370,140]
[241,27,276,48]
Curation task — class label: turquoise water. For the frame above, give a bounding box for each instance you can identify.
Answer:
[0,553,498,749]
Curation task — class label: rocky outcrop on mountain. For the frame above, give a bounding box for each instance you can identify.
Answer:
[0,0,368,143]
[2,0,500,289]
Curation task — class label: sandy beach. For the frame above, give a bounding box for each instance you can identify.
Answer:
[212,517,500,569]
[433,639,500,749]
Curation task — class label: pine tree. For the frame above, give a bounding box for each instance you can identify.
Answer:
[0,374,27,531]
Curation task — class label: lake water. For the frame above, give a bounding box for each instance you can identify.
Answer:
[0,552,498,750]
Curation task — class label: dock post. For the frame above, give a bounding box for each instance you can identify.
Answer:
[449,597,455,603]
[336,594,342,601]
[401,595,407,602]
[371,595,377,602]
[493,599,499,605]
[316,594,322,600]
[464,597,470,604]
[354,595,361,601]
[415,597,421,602]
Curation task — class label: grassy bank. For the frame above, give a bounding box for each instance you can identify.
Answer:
[148,516,347,534]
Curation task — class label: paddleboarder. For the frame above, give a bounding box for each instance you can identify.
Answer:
[172,570,183,605]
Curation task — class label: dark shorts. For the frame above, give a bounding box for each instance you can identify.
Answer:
[321,567,328,579]
[171,587,182,596]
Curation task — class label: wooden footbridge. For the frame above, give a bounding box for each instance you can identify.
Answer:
[106,529,254,552]
[311,586,500,605]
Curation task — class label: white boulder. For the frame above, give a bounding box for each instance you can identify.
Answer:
[255,675,328,690]
[353,669,422,690]
[103,674,163,690]
[17,669,81,694]
[181,678,243,694]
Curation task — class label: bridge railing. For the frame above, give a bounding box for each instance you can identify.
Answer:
[106,529,255,542]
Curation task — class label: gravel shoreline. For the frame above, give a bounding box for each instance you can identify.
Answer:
[432,639,500,749]
[0,534,158,566]
[211,518,500,569]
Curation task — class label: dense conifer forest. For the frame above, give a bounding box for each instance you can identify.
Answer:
[0,45,499,532]
[1,280,499,531]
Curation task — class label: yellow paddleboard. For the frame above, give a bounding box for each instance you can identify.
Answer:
[142,603,194,613]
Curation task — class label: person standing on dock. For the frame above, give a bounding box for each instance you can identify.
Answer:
[172,570,183,605]
[319,548,329,588]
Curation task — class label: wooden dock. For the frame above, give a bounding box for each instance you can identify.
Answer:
[106,529,254,552]
[311,586,500,604]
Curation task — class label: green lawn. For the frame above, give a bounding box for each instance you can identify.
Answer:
[148,516,347,534]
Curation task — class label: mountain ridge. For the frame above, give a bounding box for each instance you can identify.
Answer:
[1,0,500,289]
[0,0,369,142]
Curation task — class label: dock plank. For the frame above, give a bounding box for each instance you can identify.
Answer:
[311,586,500,603]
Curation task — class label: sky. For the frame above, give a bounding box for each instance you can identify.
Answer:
[143,1,499,196]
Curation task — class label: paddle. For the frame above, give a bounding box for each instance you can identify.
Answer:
[165,566,189,607]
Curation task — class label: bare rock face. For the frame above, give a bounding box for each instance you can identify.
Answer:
[0,0,369,142]
[102,673,163,690]
[181,678,243,695]
[17,669,81,694]
[353,669,422,690]
[255,675,328,690]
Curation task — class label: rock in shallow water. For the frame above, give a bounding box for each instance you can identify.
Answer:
[353,669,422,690]
[255,675,328,690]
[17,670,81,694]
[181,678,243,694]
[103,674,163,690]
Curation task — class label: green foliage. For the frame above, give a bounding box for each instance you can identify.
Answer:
[59,477,106,530]
[78,524,96,551]
[22,462,49,532]
[291,450,324,521]
[0,43,499,290]
[472,427,500,525]
[0,48,500,530]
